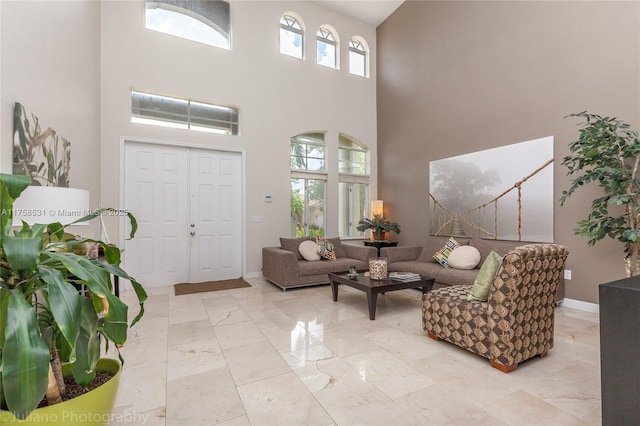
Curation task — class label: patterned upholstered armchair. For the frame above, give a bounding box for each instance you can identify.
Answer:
[422,244,569,373]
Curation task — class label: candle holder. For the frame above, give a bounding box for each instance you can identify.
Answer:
[347,265,358,280]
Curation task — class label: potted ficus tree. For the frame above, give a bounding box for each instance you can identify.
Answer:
[0,173,147,424]
[356,213,401,241]
[560,111,640,277]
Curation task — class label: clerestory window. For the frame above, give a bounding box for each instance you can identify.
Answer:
[349,37,369,78]
[317,26,338,69]
[280,14,304,59]
[145,0,230,49]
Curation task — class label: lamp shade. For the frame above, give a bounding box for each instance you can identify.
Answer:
[371,200,384,217]
[13,186,90,226]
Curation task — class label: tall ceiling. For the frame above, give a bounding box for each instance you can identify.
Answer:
[311,0,405,27]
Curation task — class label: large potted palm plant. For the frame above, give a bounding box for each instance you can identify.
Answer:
[0,173,147,424]
[560,111,640,277]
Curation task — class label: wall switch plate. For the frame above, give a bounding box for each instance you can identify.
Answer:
[251,215,261,223]
[564,269,572,280]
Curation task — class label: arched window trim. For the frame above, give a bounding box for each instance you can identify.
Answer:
[145,0,231,49]
[349,38,365,54]
[339,134,369,177]
[290,132,326,172]
[317,27,336,44]
[281,15,303,34]
[348,35,369,78]
[280,13,305,59]
[316,25,339,69]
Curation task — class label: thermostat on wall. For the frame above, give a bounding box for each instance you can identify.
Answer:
[264,195,273,203]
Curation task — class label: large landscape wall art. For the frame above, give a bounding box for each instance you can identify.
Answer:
[13,102,70,187]
[429,136,554,242]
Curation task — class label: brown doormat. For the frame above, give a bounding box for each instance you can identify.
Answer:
[174,278,251,296]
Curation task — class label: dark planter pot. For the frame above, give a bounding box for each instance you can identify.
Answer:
[371,231,386,241]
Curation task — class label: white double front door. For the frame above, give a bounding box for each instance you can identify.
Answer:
[123,141,242,287]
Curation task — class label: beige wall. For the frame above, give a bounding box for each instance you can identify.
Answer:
[0,1,377,278]
[0,1,101,207]
[99,1,377,276]
[377,1,640,303]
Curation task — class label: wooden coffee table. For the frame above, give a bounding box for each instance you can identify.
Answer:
[328,272,435,320]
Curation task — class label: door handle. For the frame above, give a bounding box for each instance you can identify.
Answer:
[190,223,195,228]
[190,231,195,236]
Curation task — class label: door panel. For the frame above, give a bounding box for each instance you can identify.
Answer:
[124,143,189,287]
[124,142,242,287]
[189,149,242,282]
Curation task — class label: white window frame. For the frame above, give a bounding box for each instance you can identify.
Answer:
[131,90,239,135]
[290,132,327,237]
[338,134,370,237]
[144,0,231,49]
[316,26,338,69]
[349,36,369,78]
[280,14,304,59]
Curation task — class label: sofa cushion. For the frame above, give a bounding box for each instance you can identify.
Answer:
[433,237,462,267]
[297,258,367,277]
[468,250,503,302]
[316,237,336,260]
[447,245,481,270]
[417,236,469,263]
[298,259,334,276]
[299,240,321,261]
[470,238,523,266]
[280,237,312,260]
[327,238,347,258]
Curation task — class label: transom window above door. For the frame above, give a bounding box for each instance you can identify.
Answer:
[131,90,239,135]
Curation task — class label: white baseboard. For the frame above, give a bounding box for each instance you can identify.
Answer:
[244,272,263,279]
[559,298,599,314]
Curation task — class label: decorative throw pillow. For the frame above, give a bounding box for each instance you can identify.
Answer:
[316,237,336,260]
[447,246,481,270]
[467,250,503,302]
[433,237,461,267]
[299,240,321,261]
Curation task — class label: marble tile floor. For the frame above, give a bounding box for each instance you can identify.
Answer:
[109,277,601,426]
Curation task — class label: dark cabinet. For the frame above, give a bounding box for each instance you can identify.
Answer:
[599,276,640,425]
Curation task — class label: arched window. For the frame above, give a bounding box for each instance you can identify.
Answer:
[291,132,327,237]
[338,134,370,237]
[317,26,338,69]
[280,14,304,59]
[349,36,369,78]
[145,0,230,49]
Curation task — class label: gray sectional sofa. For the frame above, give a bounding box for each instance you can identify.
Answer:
[262,237,377,290]
[380,235,565,303]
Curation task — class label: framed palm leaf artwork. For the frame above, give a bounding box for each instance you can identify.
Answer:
[13,102,70,187]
